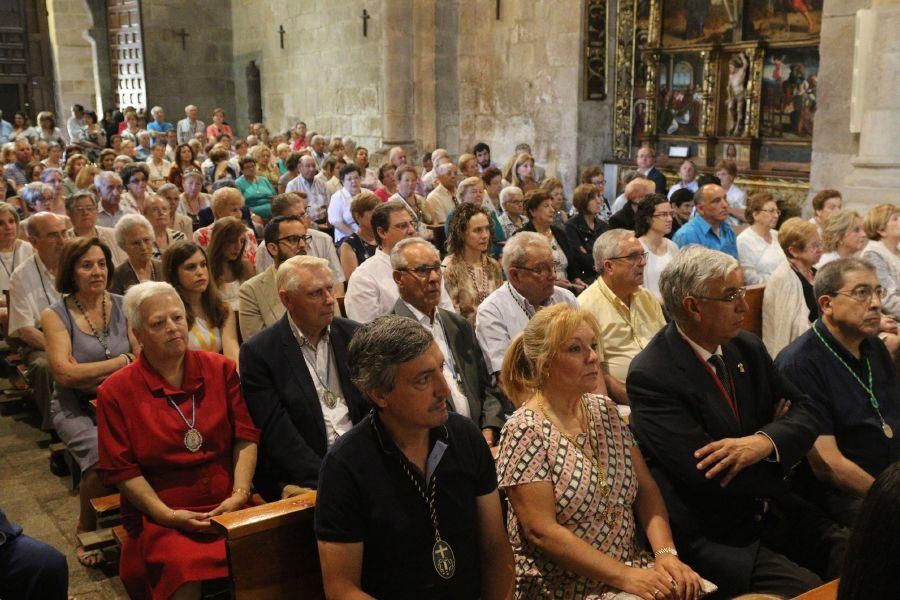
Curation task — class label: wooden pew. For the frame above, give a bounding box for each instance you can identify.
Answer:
[793,579,838,600]
[742,283,765,338]
[211,492,323,600]
[90,493,121,528]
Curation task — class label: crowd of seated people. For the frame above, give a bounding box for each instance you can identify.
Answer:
[0,103,898,600]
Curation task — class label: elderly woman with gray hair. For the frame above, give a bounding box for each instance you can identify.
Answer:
[110,213,163,295]
[96,281,258,599]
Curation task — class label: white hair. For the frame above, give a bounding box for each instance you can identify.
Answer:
[150,106,164,117]
[123,281,184,330]
[390,237,436,270]
[592,229,634,271]
[115,213,154,249]
[436,161,455,177]
[95,171,122,190]
[431,148,448,164]
[659,245,741,323]
[501,231,551,274]
[500,186,523,207]
[275,255,331,294]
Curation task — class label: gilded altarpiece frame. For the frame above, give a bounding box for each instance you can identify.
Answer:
[613,0,822,206]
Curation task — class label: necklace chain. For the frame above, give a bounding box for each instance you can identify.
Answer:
[398,452,443,538]
[507,282,534,319]
[168,393,197,429]
[464,255,491,304]
[71,293,110,358]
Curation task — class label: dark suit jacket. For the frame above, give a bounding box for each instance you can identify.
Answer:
[608,204,637,231]
[393,299,505,430]
[646,167,668,195]
[627,324,824,589]
[239,315,368,499]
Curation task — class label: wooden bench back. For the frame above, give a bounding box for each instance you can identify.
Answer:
[211,492,324,600]
[742,283,765,338]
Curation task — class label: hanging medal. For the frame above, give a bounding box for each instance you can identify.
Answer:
[399,458,456,579]
[168,394,203,452]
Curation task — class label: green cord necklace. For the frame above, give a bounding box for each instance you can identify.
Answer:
[813,321,893,439]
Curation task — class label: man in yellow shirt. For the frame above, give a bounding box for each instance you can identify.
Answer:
[578,229,666,404]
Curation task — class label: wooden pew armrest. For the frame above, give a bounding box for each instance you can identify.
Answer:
[211,491,317,540]
[792,579,839,600]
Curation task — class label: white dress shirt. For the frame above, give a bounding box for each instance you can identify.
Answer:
[737,228,786,285]
[475,282,577,374]
[344,249,455,323]
[667,181,699,199]
[328,188,357,242]
[8,254,62,338]
[287,318,352,446]
[286,175,329,221]
[402,301,470,419]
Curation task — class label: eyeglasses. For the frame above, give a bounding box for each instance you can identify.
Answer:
[608,251,649,264]
[391,219,419,232]
[652,211,675,219]
[515,262,558,278]
[695,287,747,304]
[834,286,887,303]
[276,234,312,246]
[397,264,443,278]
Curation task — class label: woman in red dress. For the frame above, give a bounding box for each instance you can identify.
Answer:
[96,281,258,599]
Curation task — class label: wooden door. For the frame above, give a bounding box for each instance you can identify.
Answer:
[0,0,55,119]
[106,0,146,110]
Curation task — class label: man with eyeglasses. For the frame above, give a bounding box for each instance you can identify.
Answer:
[775,258,899,528]
[476,232,578,379]
[239,255,368,501]
[672,183,739,258]
[391,238,505,445]
[578,229,664,405]
[8,213,68,431]
[345,200,455,323]
[238,215,310,340]
[627,245,846,598]
[65,189,127,266]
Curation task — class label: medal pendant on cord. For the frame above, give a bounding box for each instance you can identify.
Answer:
[432,535,456,579]
[323,389,339,409]
[184,427,203,452]
[883,421,894,439]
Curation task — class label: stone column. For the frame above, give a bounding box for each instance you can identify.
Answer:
[811,0,900,209]
[381,0,415,146]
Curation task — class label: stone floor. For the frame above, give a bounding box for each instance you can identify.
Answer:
[0,401,127,598]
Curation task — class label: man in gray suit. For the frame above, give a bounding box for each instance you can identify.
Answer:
[239,215,309,339]
[390,237,505,445]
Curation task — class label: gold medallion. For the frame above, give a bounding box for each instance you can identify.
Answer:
[184,428,203,452]
[323,389,339,409]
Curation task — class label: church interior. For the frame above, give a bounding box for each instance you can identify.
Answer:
[1,0,899,599]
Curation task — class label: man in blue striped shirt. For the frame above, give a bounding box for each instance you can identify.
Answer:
[673,183,739,258]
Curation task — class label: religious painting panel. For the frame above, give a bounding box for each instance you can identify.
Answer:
[717,50,752,137]
[758,143,812,173]
[662,0,742,46]
[583,0,608,101]
[716,141,752,170]
[657,52,704,136]
[759,46,818,139]
[742,1,823,42]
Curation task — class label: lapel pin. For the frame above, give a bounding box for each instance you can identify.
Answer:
[737,363,745,373]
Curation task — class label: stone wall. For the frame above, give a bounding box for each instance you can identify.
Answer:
[810,0,900,210]
[141,0,236,136]
[231,0,385,149]
[47,0,99,115]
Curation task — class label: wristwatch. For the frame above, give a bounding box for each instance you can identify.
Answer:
[654,546,678,558]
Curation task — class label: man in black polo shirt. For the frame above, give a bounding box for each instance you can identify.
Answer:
[776,258,900,527]
[315,315,514,599]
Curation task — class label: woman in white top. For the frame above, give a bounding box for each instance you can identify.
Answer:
[862,204,900,319]
[635,193,678,299]
[737,192,786,284]
[176,168,211,231]
[816,209,868,268]
[0,202,33,333]
[207,216,254,312]
[328,164,362,242]
[162,240,239,366]
[142,194,185,260]
[145,141,171,191]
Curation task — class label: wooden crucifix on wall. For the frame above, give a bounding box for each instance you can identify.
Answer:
[177,28,189,51]
[278,24,286,49]
[362,9,370,37]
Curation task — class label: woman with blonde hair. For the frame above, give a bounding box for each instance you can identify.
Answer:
[207,216,254,311]
[62,153,88,198]
[458,152,479,178]
[817,209,868,268]
[35,111,65,145]
[496,304,707,599]
[250,144,280,188]
[0,201,33,333]
[862,203,900,319]
[504,152,538,193]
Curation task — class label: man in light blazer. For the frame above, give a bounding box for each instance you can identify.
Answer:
[239,255,368,501]
[238,215,308,340]
[390,237,506,444]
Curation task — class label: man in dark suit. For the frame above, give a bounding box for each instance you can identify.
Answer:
[390,237,505,444]
[240,254,368,501]
[636,144,667,195]
[626,245,846,599]
[0,508,68,599]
